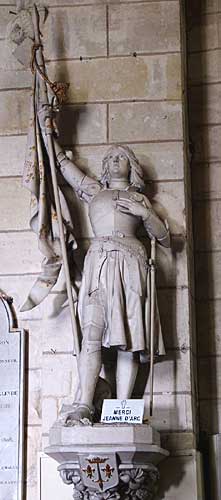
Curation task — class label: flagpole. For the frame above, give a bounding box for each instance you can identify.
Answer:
[32,5,80,360]
[149,237,156,417]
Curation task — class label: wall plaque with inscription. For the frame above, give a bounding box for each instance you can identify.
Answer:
[0,294,25,500]
[101,399,144,424]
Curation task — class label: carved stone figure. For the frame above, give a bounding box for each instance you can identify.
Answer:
[7,7,170,499]
[38,106,170,425]
[6,5,170,425]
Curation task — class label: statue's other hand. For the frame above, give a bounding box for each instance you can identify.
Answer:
[116,198,149,219]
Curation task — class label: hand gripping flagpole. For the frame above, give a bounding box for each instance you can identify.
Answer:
[32,5,80,362]
[149,237,156,417]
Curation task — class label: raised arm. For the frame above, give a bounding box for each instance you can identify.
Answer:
[38,105,101,203]
[53,140,101,202]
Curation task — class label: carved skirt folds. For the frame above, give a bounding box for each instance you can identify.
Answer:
[78,237,165,357]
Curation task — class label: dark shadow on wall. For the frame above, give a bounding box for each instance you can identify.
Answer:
[186,0,219,498]
[156,456,186,500]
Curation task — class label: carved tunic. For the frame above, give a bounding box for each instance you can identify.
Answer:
[59,160,169,355]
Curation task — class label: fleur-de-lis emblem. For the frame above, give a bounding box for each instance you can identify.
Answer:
[102,463,114,480]
[82,464,95,479]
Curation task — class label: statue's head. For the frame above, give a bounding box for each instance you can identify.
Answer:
[100,145,145,191]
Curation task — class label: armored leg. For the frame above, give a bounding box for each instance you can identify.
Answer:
[64,304,105,425]
[78,304,106,409]
[116,350,139,399]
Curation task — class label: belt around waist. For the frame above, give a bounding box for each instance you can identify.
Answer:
[89,236,148,263]
[93,231,137,239]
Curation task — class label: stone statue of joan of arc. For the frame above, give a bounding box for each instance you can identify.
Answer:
[38,106,170,425]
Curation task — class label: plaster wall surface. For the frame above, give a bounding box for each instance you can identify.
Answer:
[0,1,199,498]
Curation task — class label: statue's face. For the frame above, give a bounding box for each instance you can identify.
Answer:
[107,148,129,180]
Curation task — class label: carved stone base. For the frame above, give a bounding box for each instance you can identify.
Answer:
[59,462,159,500]
[45,424,168,500]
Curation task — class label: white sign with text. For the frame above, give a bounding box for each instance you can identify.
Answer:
[101,399,144,424]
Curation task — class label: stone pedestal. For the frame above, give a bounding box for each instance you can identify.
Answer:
[45,424,169,500]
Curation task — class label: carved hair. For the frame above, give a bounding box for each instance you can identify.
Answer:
[100,144,145,191]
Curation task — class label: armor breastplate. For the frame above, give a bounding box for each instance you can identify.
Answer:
[89,189,141,237]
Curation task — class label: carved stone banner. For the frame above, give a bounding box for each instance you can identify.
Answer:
[0,294,25,500]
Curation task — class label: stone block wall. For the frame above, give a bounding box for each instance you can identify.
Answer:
[0,1,200,498]
[187,0,221,438]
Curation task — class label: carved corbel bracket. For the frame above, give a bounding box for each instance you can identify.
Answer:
[45,423,168,500]
[58,455,160,500]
